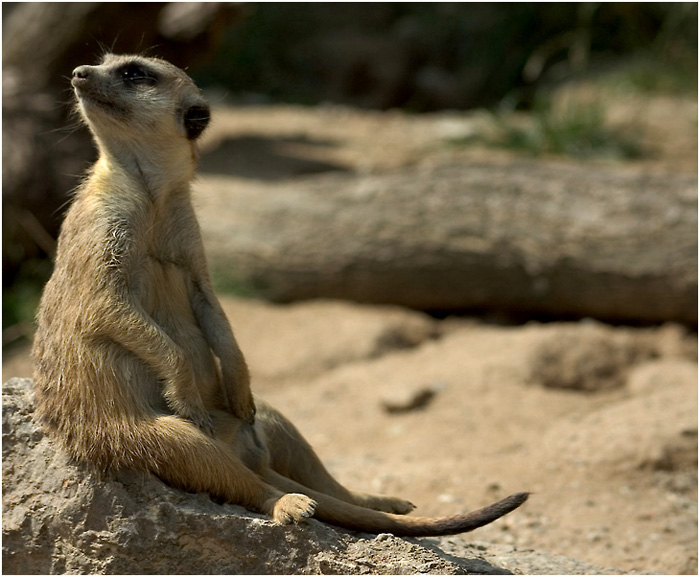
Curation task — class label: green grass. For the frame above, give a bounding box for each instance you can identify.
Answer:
[615,56,698,95]
[2,258,53,347]
[454,97,644,161]
[507,99,642,160]
[210,265,268,300]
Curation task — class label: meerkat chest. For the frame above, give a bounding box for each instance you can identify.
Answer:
[135,208,217,374]
[136,206,199,321]
[140,256,192,324]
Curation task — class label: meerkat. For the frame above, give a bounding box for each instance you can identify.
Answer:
[32,53,528,536]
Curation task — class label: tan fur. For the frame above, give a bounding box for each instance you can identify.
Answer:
[32,53,528,536]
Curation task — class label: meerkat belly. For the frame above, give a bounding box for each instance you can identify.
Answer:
[142,257,219,389]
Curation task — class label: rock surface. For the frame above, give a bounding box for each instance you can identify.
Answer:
[3,377,618,575]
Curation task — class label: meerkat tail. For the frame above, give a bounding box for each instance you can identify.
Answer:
[264,470,528,537]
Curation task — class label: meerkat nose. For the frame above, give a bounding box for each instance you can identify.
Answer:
[72,66,91,80]
[72,66,92,88]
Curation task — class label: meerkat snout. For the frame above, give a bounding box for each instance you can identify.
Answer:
[72,65,91,79]
[71,66,93,91]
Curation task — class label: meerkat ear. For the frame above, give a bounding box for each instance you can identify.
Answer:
[183,102,210,140]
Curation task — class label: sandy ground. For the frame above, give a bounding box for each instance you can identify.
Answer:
[4,300,697,574]
[4,80,697,574]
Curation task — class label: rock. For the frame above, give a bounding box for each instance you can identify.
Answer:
[197,161,697,325]
[541,359,698,471]
[380,382,445,414]
[0,378,476,574]
[527,321,697,392]
[3,377,618,574]
[527,320,656,392]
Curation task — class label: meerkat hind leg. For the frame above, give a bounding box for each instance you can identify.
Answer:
[144,415,316,524]
[255,401,415,514]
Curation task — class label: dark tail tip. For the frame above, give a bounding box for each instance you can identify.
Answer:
[440,491,529,536]
[506,491,530,507]
[401,491,531,537]
[487,491,530,518]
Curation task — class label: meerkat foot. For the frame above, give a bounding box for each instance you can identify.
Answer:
[356,494,416,514]
[269,493,317,525]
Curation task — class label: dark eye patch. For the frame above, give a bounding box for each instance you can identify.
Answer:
[118,63,158,87]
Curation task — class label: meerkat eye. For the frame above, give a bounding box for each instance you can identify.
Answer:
[119,64,158,87]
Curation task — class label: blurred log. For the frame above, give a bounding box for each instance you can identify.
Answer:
[2,2,245,282]
[198,161,697,324]
[2,3,245,91]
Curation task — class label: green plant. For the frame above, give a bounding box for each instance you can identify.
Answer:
[516,99,641,159]
[210,265,267,300]
[453,97,643,161]
[2,258,53,347]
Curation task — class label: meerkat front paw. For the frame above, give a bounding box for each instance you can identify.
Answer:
[163,360,215,434]
[185,407,215,436]
[220,366,256,424]
[231,392,256,425]
[164,392,215,435]
[270,493,317,525]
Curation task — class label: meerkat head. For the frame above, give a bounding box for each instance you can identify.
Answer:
[71,53,210,147]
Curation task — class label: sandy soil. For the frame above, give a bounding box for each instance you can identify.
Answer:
[4,300,697,574]
[4,81,697,574]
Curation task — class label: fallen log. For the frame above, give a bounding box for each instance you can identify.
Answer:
[198,160,697,324]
